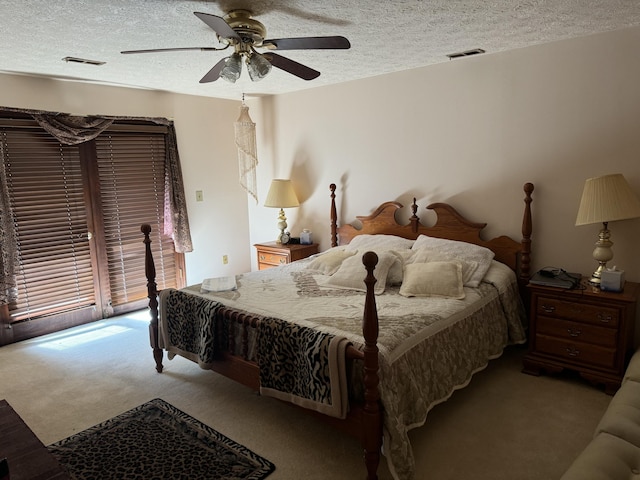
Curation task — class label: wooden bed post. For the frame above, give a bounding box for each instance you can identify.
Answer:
[362,251,382,480]
[141,224,163,373]
[520,183,534,283]
[330,183,338,247]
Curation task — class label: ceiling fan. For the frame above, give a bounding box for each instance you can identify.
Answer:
[121,10,351,84]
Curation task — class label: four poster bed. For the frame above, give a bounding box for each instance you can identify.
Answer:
[142,182,534,480]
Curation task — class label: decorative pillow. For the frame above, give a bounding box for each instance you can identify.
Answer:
[306,248,357,275]
[399,261,465,299]
[410,248,479,287]
[344,234,414,251]
[411,235,494,287]
[326,251,397,295]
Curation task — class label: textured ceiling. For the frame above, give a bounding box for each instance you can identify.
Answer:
[2,0,640,101]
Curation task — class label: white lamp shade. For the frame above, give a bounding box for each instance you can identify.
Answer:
[576,174,640,226]
[264,179,299,208]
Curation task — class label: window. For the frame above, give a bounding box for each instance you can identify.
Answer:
[0,117,185,344]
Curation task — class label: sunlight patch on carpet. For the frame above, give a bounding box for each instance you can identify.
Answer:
[35,324,131,350]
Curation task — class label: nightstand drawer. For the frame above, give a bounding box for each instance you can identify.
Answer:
[258,252,288,267]
[535,334,616,369]
[255,242,319,271]
[536,296,619,327]
[536,316,617,348]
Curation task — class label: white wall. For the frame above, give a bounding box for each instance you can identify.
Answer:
[249,27,640,283]
[2,25,640,286]
[0,74,252,284]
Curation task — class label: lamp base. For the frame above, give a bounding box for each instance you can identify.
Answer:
[588,266,605,286]
[589,222,613,288]
[275,208,287,244]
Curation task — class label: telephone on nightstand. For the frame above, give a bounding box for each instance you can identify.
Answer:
[529,267,581,289]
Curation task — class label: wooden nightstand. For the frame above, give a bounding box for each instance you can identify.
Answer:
[254,242,319,270]
[523,279,640,394]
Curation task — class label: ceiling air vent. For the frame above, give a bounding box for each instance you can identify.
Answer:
[446,48,486,60]
[62,56,106,66]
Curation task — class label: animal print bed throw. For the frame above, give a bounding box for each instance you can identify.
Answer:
[159,289,223,368]
[257,317,351,419]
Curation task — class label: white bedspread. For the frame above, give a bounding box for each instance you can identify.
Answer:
[163,257,526,480]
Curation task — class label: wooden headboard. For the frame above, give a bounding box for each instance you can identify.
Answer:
[329,183,534,284]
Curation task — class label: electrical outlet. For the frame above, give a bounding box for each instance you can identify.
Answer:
[195,190,203,202]
[222,255,228,265]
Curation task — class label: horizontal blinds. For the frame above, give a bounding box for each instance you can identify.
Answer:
[96,132,177,307]
[2,129,95,321]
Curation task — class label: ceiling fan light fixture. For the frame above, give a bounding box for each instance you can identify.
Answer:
[220,53,243,83]
[246,52,272,82]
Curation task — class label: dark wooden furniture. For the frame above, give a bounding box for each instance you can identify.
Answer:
[0,400,69,480]
[523,280,640,394]
[254,242,319,270]
[142,181,534,480]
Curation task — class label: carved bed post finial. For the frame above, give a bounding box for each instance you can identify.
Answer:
[521,183,534,283]
[330,183,338,247]
[410,197,419,233]
[361,251,382,480]
[141,224,163,373]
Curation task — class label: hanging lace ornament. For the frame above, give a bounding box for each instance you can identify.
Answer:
[234,98,258,204]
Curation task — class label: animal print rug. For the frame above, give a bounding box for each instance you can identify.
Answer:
[47,398,275,480]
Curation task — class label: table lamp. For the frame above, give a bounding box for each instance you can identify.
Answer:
[264,179,299,243]
[575,173,640,286]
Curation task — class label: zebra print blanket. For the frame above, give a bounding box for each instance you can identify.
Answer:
[158,289,350,419]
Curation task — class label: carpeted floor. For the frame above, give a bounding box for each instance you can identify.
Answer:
[47,398,275,480]
[0,311,612,479]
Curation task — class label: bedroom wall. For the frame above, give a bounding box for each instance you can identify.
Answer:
[2,25,639,287]
[249,26,640,284]
[0,74,251,285]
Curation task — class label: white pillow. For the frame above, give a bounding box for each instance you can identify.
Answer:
[410,248,479,287]
[399,262,465,299]
[326,251,397,295]
[388,250,415,285]
[345,234,414,251]
[411,235,494,287]
[306,248,357,276]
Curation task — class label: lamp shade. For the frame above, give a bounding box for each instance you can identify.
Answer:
[576,174,640,226]
[264,179,299,208]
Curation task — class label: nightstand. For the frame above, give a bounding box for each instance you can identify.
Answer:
[523,279,640,394]
[254,242,319,270]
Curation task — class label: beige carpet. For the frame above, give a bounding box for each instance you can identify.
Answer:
[0,311,611,480]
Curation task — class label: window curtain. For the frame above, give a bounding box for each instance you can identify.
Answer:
[0,138,18,304]
[0,107,193,304]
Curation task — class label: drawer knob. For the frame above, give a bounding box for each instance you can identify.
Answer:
[597,313,612,323]
[567,328,582,337]
[541,305,556,314]
[279,258,286,264]
[259,255,265,260]
[566,347,580,357]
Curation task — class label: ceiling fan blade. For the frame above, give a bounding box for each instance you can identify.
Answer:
[266,53,320,81]
[199,58,227,83]
[262,36,350,50]
[121,47,225,54]
[194,12,240,41]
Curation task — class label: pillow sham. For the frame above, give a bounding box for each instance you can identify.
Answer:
[411,235,494,287]
[306,248,357,276]
[399,261,465,299]
[344,234,414,252]
[410,248,478,287]
[326,251,397,295]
